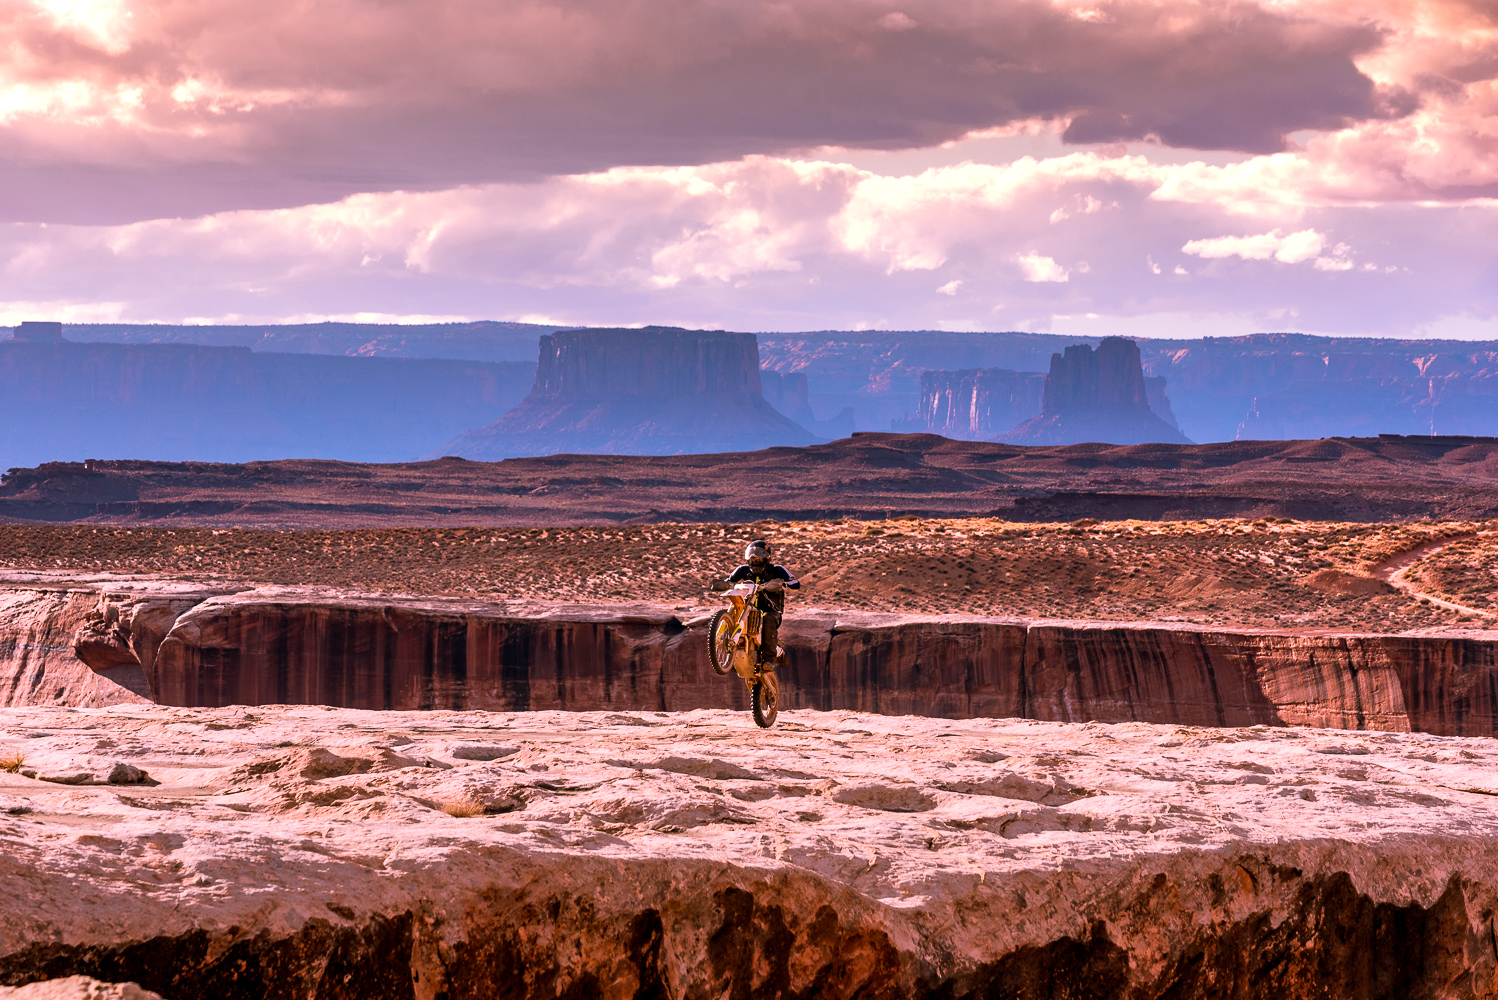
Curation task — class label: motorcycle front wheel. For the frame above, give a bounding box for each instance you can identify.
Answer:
[752,676,779,728]
[707,610,734,675]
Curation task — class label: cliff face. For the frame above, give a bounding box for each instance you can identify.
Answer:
[0,577,241,708]
[11,579,1497,737]
[439,328,820,459]
[760,370,855,439]
[0,341,534,467]
[29,325,1498,446]
[1238,373,1498,440]
[903,366,1182,440]
[1002,338,1192,446]
[901,368,1046,440]
[750,330,1498,442]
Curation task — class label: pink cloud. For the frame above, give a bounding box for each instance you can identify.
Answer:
[0,0,1412,222]
[2,150,1491,335]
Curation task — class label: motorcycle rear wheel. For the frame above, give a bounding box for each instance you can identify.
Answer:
[707,610,734,675]
[752,677,778,728]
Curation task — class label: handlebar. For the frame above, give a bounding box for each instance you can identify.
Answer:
[708,578,784,595]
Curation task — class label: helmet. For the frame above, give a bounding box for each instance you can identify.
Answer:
[744,539,771,568]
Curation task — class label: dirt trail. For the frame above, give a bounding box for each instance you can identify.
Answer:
[1373,532,1496,618]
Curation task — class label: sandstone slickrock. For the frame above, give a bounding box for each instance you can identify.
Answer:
[1001,339,1191,446]
[1,706,1497,998]
[5,576,1498,738]
[0,977,163,999]
[438,327,819,459]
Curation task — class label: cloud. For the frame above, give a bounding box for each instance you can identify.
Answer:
[1016,252,1070,282]
[1182,229,1328,264]
[0,0,1411,222]
[6,149,1491,335]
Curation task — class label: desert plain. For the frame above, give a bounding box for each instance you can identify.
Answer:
[1,513,1494,631]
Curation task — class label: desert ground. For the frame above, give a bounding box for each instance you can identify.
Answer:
[6,435,1498,528]
[1,516,1494,633]
[1,705,1496,996]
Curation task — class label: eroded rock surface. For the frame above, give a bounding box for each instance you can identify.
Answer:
[3,577,1498,738]
[0,707,1496,998]
[0,576,242,708]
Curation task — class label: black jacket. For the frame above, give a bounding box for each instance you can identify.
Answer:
[727,563,800,613]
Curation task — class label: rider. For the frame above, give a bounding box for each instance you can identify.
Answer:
[726,539,800,667]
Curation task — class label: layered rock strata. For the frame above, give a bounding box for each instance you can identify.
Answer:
[440,327,819,459]
[1,706,1497,998]
[5,576,1496,737]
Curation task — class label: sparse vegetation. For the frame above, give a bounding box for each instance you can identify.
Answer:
[0,519,1492,632]
[439,796,486,818]
[0,751,25,774]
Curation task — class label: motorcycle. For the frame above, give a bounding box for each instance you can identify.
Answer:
[704,578,784,728]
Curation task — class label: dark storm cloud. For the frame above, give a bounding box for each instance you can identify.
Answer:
[0,0,1401,222]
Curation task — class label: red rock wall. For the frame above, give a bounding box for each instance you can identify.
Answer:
[133,590,1498,736]
[0,587,152,707]
[2,582,1492,734]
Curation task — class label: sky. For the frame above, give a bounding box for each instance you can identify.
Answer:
[0,0,1495,338]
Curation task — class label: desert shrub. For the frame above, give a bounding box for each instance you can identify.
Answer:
[440,796,485,818]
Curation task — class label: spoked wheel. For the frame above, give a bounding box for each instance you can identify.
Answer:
[751,673,779,728]
[707,610,734,675]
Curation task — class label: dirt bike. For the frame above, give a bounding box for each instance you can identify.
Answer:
[704,578,784,728]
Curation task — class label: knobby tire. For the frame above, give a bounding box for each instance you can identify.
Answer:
[708,610,733,675]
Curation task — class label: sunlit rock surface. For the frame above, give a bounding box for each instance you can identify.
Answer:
[0,976,163,999]
[0,707,1496,997]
